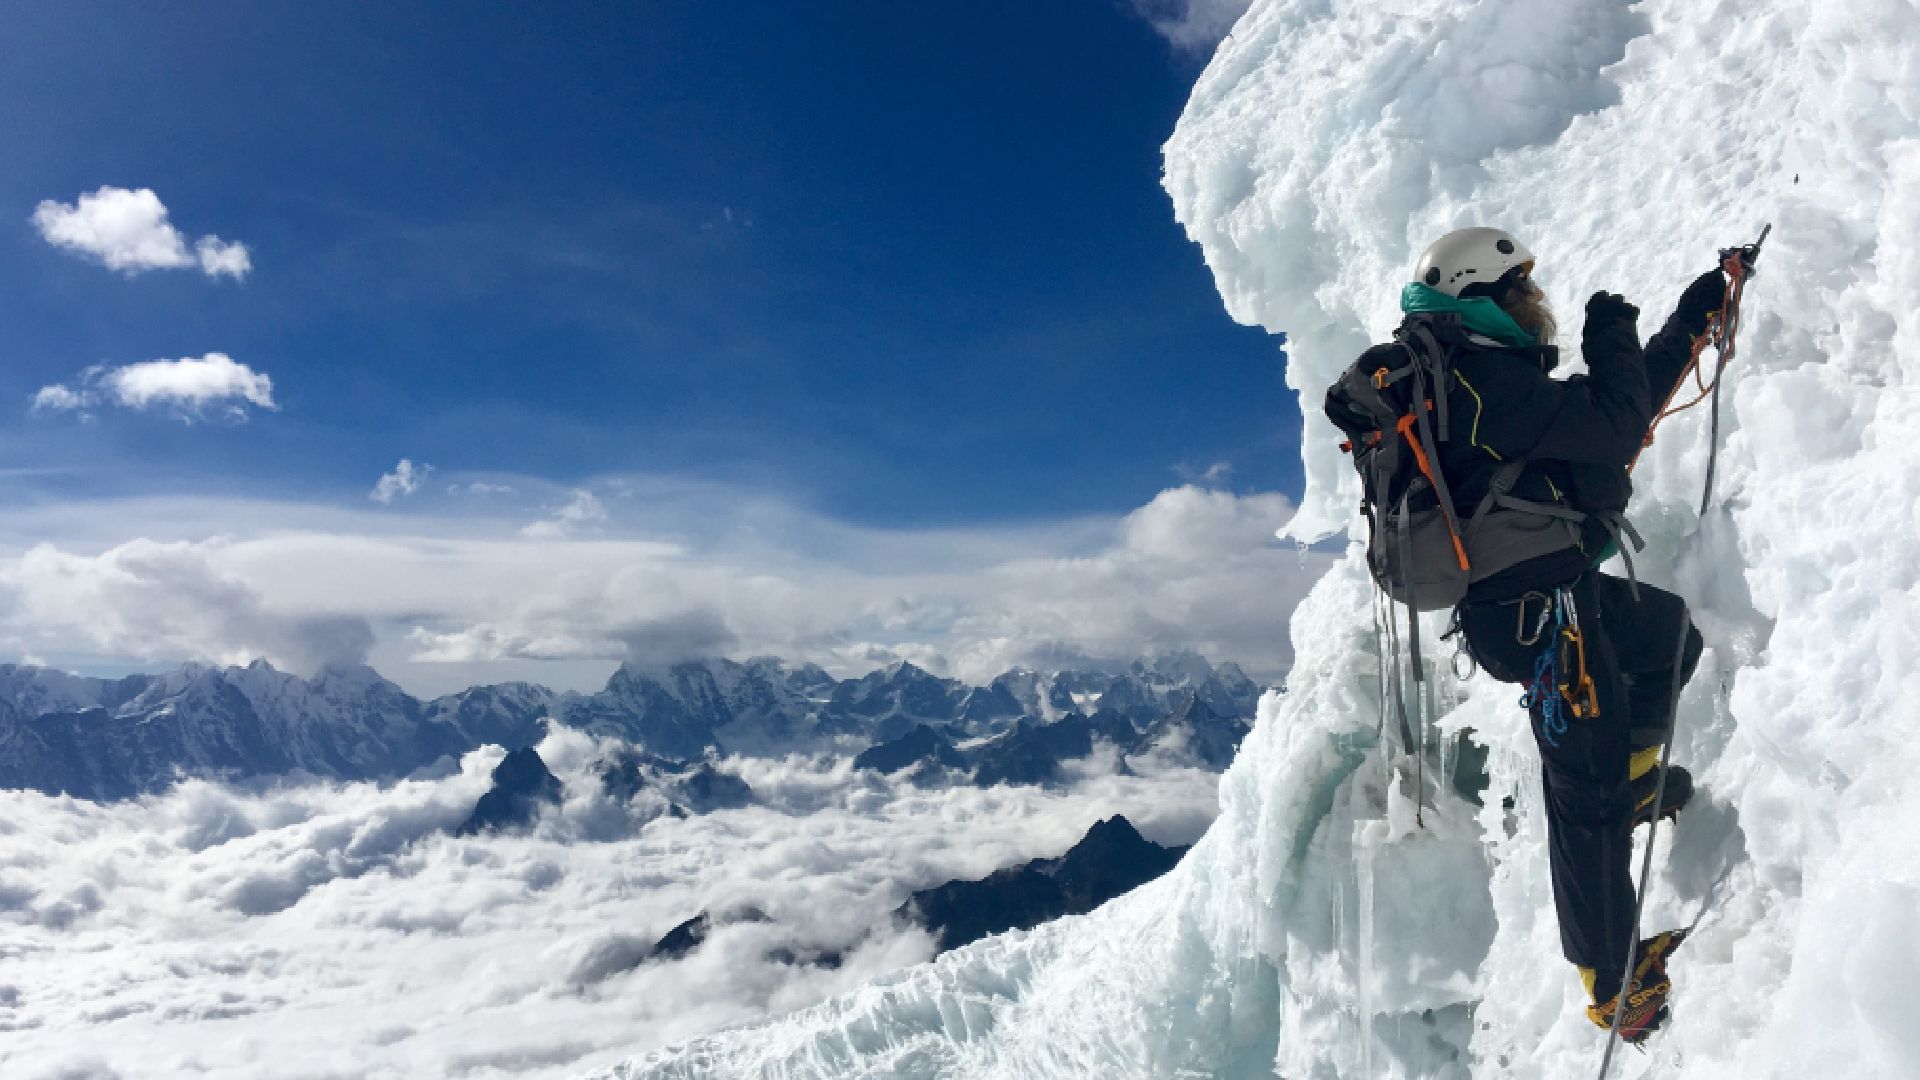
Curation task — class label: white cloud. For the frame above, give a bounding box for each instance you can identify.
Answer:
[0,482,1330,694]
[193,235,252,276]
[1176,460,1234,486]
[29,384,90,412]
[30,354,276,420]
[521,489,608,539]
[32,186,252,277]
[0,731,1221,1080]
[412,483,1321,681]
[452,481,515,497]
[104,354,275,411]
[0,538,371,673]
[371,459,432,504]
[1131,0,1252,51]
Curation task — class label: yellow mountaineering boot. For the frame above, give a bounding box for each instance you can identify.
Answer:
[1627,746,1693,828]
[1581,928,1689,1043]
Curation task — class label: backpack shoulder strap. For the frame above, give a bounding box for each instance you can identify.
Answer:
[1396,313,1460,442]
[1465,460,1527,531]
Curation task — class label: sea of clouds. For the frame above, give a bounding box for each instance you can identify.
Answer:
[0,726,1223,1080]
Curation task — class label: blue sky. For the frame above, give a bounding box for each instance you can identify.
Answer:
[0,1,1325,693]
[3,0,1294,523]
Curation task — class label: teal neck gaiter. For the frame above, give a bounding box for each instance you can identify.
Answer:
[1400,282,1536,347]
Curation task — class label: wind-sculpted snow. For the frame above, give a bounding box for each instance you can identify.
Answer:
[596,0,1920,1077]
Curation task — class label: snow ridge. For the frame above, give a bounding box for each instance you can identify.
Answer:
[593,1,1920,1076]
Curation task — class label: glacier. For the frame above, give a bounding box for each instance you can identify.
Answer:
[590,0,1920,1076]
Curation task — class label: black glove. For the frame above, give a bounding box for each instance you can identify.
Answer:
[1586,290,1640,327]
[1675,269,1728,332]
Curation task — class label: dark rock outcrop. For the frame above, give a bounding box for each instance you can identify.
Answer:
[456,747,564,836]
[818,662,969,741]
[852,724,967,775]
[597,749,753,812]
[969,712,1139,787]
[425,682,559,752]
[651,912,713,962]
[898,815,1188,952]
[1134,692,1252,770]
[651,906,770,961]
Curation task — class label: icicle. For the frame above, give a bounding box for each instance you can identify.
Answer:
[1357,824,1377,1079]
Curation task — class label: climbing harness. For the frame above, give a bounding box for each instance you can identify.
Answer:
[1515,587,1600,749]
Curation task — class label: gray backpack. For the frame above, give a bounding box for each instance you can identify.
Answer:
[1326,314,1609,612]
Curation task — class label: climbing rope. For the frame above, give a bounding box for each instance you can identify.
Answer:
[1630,225,1772,505]
[1696,227,1769,513]
[1598,605,1696,1077]
[1603,233,1769,1073]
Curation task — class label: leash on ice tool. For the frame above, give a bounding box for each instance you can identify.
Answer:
[1631,224,1772,516]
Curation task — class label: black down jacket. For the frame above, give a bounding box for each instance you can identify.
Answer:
[1334,286,1715,601]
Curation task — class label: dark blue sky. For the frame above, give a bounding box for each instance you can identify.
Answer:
[1,0,1297,527]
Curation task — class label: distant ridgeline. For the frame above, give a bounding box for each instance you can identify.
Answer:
[900,814,1188,953]
[595,814,1192,982]
[0,654,1264,801]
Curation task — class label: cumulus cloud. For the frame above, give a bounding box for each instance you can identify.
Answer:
[0,731,1222,1079]
[31,354,277,420]
[1131,0,1253,51]
[0,539,371,673]
[32,186,252,277]
[371,459,432,504]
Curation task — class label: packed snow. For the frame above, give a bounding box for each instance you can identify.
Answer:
[589,0,1920,1077]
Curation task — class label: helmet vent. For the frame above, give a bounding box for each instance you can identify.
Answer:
[1425,267,1442,286]
[1496,238,1515,254]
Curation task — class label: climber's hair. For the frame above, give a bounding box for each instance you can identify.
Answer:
[1500,273,1557,344]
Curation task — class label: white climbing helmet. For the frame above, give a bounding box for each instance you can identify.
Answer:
[1413,227,1536,298]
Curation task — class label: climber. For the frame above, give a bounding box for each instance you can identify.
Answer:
[1361,228,1725,1041]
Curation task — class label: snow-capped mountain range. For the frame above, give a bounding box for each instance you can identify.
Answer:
[0,653,1264,799]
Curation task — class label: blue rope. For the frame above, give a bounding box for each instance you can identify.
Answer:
[1520,594,1570,747]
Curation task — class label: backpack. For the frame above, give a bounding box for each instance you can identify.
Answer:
[1326,313,1593,612]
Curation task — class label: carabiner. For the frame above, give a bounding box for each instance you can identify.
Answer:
[1452,645,1477,681]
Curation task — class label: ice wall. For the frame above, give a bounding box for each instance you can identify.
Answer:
[592,1,1920,1076]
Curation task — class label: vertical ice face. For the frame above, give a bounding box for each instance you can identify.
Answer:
[592,0,1920,1076]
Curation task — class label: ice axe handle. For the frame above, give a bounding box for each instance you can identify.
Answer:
[1720,223,1771,278]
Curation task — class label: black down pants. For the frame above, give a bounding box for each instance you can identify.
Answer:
[1459,572,1701,998]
